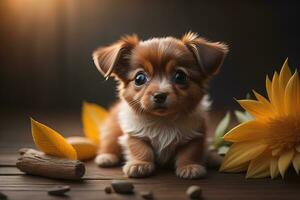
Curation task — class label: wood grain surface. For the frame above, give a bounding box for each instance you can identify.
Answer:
[0,112,299,200]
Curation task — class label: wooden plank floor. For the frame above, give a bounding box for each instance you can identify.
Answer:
[0,111,300,200]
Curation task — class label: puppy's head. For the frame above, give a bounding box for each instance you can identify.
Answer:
[93,32,228,116]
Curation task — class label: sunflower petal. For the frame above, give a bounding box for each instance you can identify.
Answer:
[284,71,300,116]
[252,90,274,114]
[272,148,282,156]
[223,121,269,142]
[246,152,271,178]
[292,152,300,174]
[228,162,249,173]
[220,141,267,172]
[237,100,272,120]
[252,90,271,105]
[266,75,272,102]
[270,157,280,179]
[271,72,283,115]
[279,58,292,93]
[278,149,295,178]
[220,60,299,179]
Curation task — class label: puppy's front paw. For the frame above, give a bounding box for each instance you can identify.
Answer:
[123,161,155,178]
[95,153,119,167]
[176,164,207,179]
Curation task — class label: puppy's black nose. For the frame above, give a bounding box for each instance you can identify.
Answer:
[153,92,168,104]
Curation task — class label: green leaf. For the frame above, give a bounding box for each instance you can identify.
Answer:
[208,144,215,151]
[234,110,253,123]
[244,111,253,120]
[218,146,230,155]
[245,93,251,99]
[213,112,231,148]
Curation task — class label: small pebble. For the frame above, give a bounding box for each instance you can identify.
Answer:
[111,180,134,194]
[104,186,112,194]
[186,185,202,199]
[48,185,70,196]
[140,191,153,200]
[0,192,7,200]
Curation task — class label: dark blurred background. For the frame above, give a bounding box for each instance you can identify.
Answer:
[1,0,299,112]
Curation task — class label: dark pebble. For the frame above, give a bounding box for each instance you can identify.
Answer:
[186,185,202,199]
[104,186,112,194]
[140,191,153,200]
[0,192,7,200]
[48,185,70,196]
[111,180,134,194]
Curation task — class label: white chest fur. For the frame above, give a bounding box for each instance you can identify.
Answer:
[118,101,205,164]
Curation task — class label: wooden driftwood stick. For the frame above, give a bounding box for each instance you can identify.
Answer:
[16,148,85,180]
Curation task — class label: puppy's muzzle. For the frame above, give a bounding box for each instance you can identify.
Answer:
[152,92,168,105]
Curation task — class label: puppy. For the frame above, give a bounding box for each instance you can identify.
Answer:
[92,32,228,179]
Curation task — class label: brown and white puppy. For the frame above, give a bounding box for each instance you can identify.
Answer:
[92,32,228,179]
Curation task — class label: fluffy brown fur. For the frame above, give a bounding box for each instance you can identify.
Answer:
[93,32,228,179]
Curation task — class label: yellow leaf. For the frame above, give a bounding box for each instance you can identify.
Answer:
[31,118,77,160]
[67,136,98,161]
[82,102,108,145]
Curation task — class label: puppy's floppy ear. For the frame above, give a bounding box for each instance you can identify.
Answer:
[182,32,228,76]
[92,34,139,79]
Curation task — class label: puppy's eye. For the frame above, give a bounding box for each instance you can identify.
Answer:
[134,72,148,86]
[173,70,188,85]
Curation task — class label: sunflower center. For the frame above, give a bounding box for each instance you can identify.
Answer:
[267,116,300,150]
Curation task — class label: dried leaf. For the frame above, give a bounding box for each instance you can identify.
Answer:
[214,112,231,148]
[67,136,98,161]
[31,118,77,160]
[82,102,108,145]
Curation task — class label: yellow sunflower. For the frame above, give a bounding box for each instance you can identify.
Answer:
[220,59,300,179]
